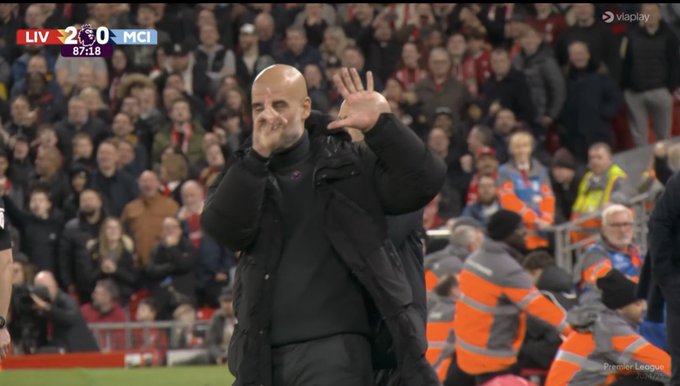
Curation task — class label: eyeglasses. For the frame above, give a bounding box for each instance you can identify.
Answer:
[606,222,634,229]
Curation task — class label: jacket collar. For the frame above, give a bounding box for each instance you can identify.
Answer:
[270,131,310,170]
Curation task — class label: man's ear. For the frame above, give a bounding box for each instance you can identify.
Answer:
[302,97,312,120]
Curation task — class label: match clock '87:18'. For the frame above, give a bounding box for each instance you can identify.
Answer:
[70,46,101,56]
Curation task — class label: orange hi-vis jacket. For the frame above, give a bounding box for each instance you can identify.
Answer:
[570,165,627,244]
[453,238,571,375]
[574,239,642,292]
[497,160,554,250]
[545,297,670,386]
[425,294,456,381]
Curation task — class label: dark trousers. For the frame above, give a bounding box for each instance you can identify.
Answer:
[444,352,520,386]
[272,334,374,386]
[660,283,680,386]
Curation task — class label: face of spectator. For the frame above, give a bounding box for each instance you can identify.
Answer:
[447,34,467,57]
[426,29,444,48]
[171,101,191,125]
[520,29,541,55]
[166,74,185,92]
[200,25,220,46]
[139,88,156,114]
[551,166,575,185]
[286,29,306,55]
[373,19,392,42]
[92,283,114,310]
[112,113,133,137]
[478,176,497,205]
[239,30,258,51]
[121,96,140,119]
[467,128,484,154]
[11,262,25,285]
[79,190,101,216]
[401,43,420,68]
[206,144,224,168]
[181,183,204,209]
[254,13,274,41]
[494,110,516,135]
[28,56,48,74]
[26,73,46,96]
[588,147,611,176]
[11,98,30,123]
[427,128,449,157]
[603,210,634,249]
[25,5,45,29]
[428,49,451,78]
[163,87,182,111]
[197,9,217,28]
[568,42,590,69]
[71,173,87,192]
[112,49,127,72]
[38,129,58,148]
[573,3,594,25]
[490,51,511,78]
[73,137,94,159]
[162,217,182,240]
[137,6,156,28]
[641,4,661,27]
[509,134,533,164]
[105,219,122,242]
[305,3,323,19]
[97,142,118,171]
[226,89,244,111]
[80,88,103,112]
[534,3,551,15]
[29,191,51,217]
[342,48,364,71]
[304,64,323,89]
[619,299,647,326]
[136,303,155,322]
[171,53,190,72]
[68,99,88,125]
[382,78,403,103]
[77,65,96,89]
[353,3,374,22]
[139,171,160,198]
[476,155,498,177]
[118,141,135,167]
[13,140,29,160]
[323,29,339,52]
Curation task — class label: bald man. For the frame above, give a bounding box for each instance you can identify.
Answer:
[202,64,444,386]
[29,271,99,353]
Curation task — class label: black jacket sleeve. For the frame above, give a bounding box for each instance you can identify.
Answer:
[649,171,680,285]
[49,293,81,326]
[654,156,673,186]
[201,150,269,251]
[362,113,447,215]
[146,241,195,279]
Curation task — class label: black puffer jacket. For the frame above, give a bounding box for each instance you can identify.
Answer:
[202,112,445,386]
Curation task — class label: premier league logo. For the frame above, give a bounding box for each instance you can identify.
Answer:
[78,24,96,47]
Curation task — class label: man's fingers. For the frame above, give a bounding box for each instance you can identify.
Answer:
[341,68,357,93]
[333,72,350,99]
[264,87,273,109]
[366,71,374,92]
[350,68,364,91]
[328,117,351,130]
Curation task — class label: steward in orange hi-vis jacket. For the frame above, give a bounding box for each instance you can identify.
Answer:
[546,270,670,386]
[453,210,571,380]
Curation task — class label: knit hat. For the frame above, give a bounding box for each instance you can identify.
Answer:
[597,270,638,310]
[486,210,522,241]
[551,148,576,171]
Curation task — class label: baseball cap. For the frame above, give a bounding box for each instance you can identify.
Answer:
[476,146,496,159]
[240,23,256,35]
[167,42,190,56]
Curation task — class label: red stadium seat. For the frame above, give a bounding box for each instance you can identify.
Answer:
[129,289,152,320]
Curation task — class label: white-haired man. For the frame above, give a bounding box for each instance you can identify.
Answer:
[574,204,642,292]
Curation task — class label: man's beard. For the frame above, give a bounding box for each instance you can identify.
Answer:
[81,208,97,217]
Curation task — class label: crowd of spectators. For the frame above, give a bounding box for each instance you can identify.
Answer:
[0,3,678,377]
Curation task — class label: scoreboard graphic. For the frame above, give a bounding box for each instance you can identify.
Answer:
[16,25,157,57]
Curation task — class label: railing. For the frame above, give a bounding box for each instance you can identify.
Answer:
[425,191,658,275]
[86,320,211,353]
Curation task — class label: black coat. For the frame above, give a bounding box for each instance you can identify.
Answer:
[146,237,196,319]
[59,215,104,294]
[89,240,139,306]
[37,291,99,353]
[202,112,445,386]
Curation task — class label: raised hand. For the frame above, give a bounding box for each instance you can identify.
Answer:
[252,88,289,158]
[328,68,390,132]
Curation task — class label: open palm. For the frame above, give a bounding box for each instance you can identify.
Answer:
[328,68,390,132]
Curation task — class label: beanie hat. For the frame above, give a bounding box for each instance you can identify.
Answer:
[551,148,576,171]
[597,269,638,310]
[486,210,522,241]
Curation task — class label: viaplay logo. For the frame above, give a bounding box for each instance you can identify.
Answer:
[602,11,615,23]
[602,11,649,24]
